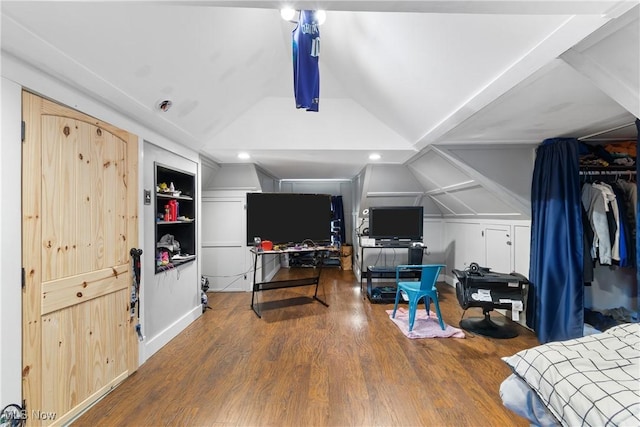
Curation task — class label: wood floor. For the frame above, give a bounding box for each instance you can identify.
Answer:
[73,267,540,427]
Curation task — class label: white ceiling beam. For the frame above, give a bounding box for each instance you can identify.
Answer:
[160,1,638,15]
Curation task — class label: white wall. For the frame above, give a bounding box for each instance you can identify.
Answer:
[0,78,23,408]
[205,164,261,190]
[141,142,202,361]
[0,54,205,401]
[443,218,532,285]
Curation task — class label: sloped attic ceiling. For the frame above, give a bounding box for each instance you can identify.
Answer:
[396,6,639,220]
[1,1,638,180]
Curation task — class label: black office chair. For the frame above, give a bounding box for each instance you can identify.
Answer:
[452,263,528,339]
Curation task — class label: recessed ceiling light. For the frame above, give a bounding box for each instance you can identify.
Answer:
[238,152,250,160]
[369,153,381,160]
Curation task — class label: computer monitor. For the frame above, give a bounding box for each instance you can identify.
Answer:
[368,206,423,244]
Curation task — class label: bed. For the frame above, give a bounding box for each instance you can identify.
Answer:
[500,322,640,426]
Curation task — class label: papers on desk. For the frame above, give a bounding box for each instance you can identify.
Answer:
[471,289,492,302]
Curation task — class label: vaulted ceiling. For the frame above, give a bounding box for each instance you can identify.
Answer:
[2,1,638,179]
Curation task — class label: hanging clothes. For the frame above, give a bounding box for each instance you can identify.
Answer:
[612,185,629,267]
[594,182,620,262]
[582,203,595,283]
[616,179,637,257]
[582,183,613,265]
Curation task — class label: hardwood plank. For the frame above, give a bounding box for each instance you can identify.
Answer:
[41,115,61,282]
[41,265,129,315]
[102,131,116,267]
[58,117,78,278]
[22,90,44,426]
[115,137,127,265]
[40,312,59,419]
[89,297,106,392]
[90,126,105,271]
[73,269,539,426]
[77,122,93,274]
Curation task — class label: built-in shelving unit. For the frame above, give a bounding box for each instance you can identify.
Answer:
[155,163,196,273]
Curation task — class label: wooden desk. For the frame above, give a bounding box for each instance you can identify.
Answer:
[250,246,338,317]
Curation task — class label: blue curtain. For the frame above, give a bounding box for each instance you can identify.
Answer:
[527,138,584,343]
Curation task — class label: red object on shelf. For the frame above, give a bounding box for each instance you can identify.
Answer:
[169,200,177,221]
[261,240,273,251]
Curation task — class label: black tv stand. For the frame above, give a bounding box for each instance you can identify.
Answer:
[365,266,421,303]
[358,243,425,295]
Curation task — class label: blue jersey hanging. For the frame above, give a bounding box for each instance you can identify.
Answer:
[292,10,320,112]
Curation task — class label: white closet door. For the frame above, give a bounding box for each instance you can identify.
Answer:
[485,226,512,273]
[201,195,250,291]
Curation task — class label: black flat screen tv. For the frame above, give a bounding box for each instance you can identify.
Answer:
[246,193,332,246]
[369,206,424,243]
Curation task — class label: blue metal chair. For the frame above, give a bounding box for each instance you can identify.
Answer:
[392,264,446,331]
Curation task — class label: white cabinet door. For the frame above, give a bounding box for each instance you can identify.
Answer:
[485,226,512,273]
[201,195,249,291]
[445,221,483,270]
[513,225,531,276]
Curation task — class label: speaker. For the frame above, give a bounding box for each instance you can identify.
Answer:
[408,247,423,265]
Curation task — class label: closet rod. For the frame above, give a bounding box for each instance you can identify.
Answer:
[577,122,636,141]
[579,170,636,176]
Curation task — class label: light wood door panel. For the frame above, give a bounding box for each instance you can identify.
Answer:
[22,91,139,426]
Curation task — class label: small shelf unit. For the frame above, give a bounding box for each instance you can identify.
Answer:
[154,163,196,274]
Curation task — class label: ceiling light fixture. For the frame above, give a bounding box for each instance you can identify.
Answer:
[280,8,296,21]
[315,10,326,25]
[280,8,326,25]
[238,152,250,160]
[369,153,381,160]
[157,99,173,112]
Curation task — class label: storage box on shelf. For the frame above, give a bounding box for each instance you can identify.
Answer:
[155,163,196,273]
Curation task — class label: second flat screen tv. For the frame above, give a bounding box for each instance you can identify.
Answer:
[246,193,332,246]
[369,206,424,243]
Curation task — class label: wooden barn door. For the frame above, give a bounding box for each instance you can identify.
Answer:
[22,91,139,426]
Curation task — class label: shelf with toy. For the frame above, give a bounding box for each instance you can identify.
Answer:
[155,162,196,274]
